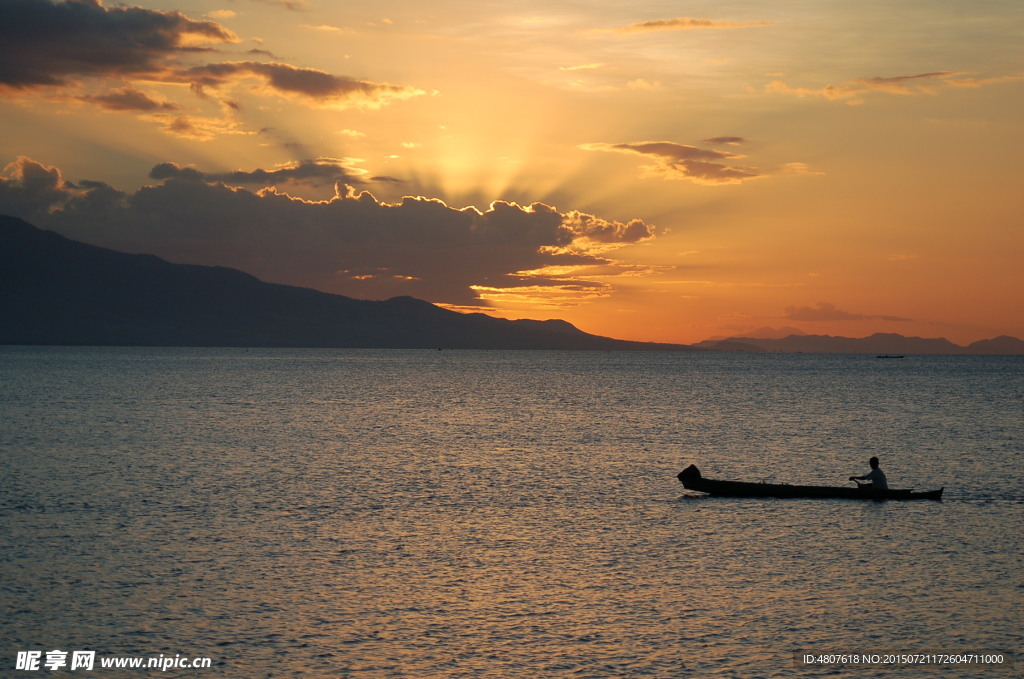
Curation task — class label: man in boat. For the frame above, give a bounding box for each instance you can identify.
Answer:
[849,456,888,489]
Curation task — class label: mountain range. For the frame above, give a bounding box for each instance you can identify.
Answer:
[0,215,687,351]
[2,214,1021,354]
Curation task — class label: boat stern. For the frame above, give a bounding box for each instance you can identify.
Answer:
[678,464,702,488]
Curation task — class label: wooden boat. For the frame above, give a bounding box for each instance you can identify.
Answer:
[677,465,943,500]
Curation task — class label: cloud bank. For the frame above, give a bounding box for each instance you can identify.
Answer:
[0,156,655,306]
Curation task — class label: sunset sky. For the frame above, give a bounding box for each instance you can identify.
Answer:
[1,0,1022,345]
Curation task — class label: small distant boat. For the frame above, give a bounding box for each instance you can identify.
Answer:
[677,465,943,500]
[876,354,905,359]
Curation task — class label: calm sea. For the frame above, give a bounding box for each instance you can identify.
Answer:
[1,348,1020,678]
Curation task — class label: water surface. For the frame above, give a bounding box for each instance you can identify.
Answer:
[2,348,1020,677]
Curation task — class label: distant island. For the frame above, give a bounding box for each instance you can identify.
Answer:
[691,333,1024,355]
[2,214,1021,354]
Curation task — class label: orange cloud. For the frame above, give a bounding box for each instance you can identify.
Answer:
[79,87,180,112]
[944,73,1024,88]
[559,63,604,72]
[766,70,1023,105]
[853,71,955,95]
[142,113,250,141]
[614,17,773,33]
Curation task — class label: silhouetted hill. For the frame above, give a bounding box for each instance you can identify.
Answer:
[0,215,692,350]
[966,335,1024,355]
[693,332,1024,355]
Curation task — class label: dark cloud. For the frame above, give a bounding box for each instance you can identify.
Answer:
[561,211,652,244]
[0,156,69,216]
[147,162,207,182]
[177,61,422,107]
[253,0,313,11]
[603,141,737,163]
[149,159,372,188]
[581,141,766,185]
[785,302,911,322]
[0,0,237,90]
[0,0,422,135]
[0,157,655,306]
[80,86,181,112]
[702,136,747,146]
